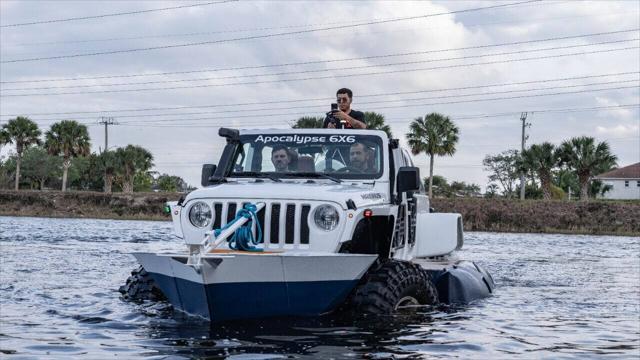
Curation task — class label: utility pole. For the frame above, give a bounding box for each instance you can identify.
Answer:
[519,112,530,200]
[98,116,117,152]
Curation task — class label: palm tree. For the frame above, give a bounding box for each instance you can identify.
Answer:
[114,145,154,193]
[292,116,324,128]
[363,112,393,138]
[558,136,617,200]
[2,116,42,190]
[406,113,459,198]
[0,128,10,150]
[45,120,91,191]
[519,142,560,200]
[97,151,117,193]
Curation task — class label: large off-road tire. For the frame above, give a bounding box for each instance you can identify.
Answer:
[118,266,166,302]
[351,260,438,314]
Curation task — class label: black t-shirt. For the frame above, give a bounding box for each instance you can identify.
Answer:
[323,109,365,128]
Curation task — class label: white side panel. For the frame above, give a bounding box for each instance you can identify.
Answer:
[133,252,202,283]
[414,194,430,213]
[281,254,376,282]
[414,213,462,257]
[133,252,377,285]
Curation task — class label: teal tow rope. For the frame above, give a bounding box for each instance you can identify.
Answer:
[213,203,263,252]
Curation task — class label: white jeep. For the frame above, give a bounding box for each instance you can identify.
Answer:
[120,128,494,322]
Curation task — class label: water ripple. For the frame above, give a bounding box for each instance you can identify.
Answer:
[1,216,639,359]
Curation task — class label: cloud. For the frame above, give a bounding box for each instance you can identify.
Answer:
[594,96,636,120]
[1,0,638,188]
[595,124,640,138]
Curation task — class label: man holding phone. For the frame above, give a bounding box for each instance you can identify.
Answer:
[323,88,367,129]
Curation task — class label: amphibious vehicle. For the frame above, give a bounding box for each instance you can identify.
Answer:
[120,128,495,321]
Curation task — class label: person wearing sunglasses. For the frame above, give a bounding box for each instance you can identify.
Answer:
[323,88,366,129]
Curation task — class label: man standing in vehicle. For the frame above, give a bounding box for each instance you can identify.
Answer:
[324,88,367,129]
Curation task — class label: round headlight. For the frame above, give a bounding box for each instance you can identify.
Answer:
[188,201,212,228]
[314,205,340,231]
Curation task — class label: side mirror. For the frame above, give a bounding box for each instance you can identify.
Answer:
[397,166,420,193]
[201,164,217,187]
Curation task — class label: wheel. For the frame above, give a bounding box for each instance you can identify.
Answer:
[351,260,438,314]
[118,266,166,302]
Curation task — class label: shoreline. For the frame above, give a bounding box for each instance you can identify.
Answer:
[2,213,637,237]
[1,190,638,236]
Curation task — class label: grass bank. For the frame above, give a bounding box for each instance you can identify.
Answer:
[0,190,179,221]
[1,190,638,236]
[431,198,640,236]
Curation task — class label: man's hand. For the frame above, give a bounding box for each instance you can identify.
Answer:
[333,110,349,122]
[333,110,366,129]
[333,110,354,127]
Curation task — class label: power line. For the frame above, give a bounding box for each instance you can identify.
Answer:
[5,5,610,48]
[0,16,379,45]
[0,0,541,63]
[2,71,636,118]
[0,1,236,28]
[19,79,639,122]
[97,87,640,125]
[4,38,637,92]
[3,28,636,84]
[3,45,637,97]
[25,104,638,130]
[431,104,640,121]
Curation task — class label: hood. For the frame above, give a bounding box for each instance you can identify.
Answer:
[184,180,390,209]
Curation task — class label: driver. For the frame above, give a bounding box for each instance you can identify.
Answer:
[271,145,291,172]
[348,142,374,173]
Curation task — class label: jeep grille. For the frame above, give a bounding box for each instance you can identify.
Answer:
[211,200,312,248]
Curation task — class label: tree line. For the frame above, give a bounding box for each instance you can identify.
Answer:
[0,116,193,193]
[293,112,618,200]
[483,137,617,200]
[2,112,616,200]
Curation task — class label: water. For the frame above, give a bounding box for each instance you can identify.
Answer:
[1,216,638,359]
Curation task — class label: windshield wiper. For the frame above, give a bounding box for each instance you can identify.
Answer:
[281,172,342,183]
[232,171,282,182]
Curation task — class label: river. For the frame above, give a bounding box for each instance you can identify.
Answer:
[1,216,638,359]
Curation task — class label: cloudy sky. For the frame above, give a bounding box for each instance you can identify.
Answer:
[1,0,638,189]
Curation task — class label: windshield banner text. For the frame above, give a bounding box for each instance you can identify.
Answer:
[254,135,356,145]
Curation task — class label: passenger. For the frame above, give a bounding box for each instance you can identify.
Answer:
[271,145,291,172]
[323,88,367,129]
[348,142,375,173]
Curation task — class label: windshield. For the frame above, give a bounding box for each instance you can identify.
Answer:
[230,134,384,180]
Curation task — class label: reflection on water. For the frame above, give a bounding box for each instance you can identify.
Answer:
[1,216,639,359]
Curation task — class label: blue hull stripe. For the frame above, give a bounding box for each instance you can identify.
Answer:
[149,272,358,322]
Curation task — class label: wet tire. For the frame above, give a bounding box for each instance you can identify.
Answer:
[118,266,166,302]
[351,260,438,314]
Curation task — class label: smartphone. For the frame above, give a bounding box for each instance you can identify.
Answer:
[331,103,338,112]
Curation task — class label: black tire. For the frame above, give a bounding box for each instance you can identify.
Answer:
[351,260,438,314]
[118,266,166,302]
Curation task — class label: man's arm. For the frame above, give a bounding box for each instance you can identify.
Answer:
[346,114,366,129]
[323,115,335,128]
[334,111,367,129]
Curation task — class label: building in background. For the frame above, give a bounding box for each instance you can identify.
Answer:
[595,163,640,200]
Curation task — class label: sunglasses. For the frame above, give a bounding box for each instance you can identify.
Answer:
[336,97,350,103]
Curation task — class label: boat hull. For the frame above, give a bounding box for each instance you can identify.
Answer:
[426,261,495,304]
[133,252,377,322]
